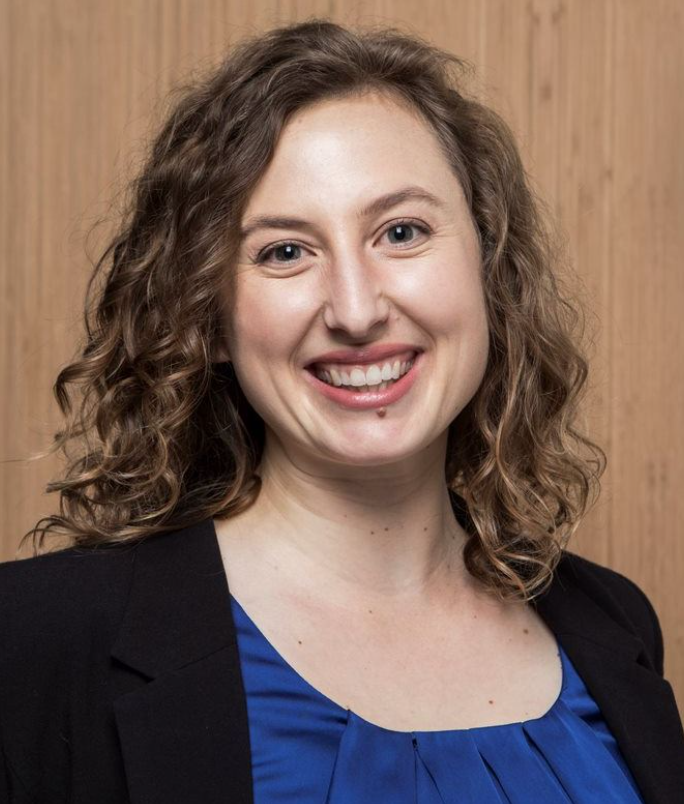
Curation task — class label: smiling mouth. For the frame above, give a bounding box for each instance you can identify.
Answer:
[303,350,423,410]
[310,355,416,392]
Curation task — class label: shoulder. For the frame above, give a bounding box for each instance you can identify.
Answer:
[552,548,665,675]
[0,538,138,605]
[0,540,138,668]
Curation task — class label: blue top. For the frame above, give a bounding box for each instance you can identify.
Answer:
[229,593,646,803]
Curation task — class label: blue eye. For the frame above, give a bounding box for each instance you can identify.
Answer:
[385,221,425,245]
[257,242,302,265]
[254,218,430,266]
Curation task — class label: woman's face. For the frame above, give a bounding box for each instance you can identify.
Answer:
[221,91,490,471]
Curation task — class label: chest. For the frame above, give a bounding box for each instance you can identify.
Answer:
[219,540,562,733]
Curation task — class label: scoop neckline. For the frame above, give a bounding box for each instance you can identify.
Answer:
[229,590,567,736]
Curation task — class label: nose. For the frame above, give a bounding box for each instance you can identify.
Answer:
[321,253,391,339]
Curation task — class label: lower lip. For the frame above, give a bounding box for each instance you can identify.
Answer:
[304,353,423,410]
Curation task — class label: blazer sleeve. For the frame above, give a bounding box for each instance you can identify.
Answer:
[563,550,667,678]
[0,543,136,802]
[617,572,665,677]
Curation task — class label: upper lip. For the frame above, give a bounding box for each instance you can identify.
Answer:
[306,343,423,366]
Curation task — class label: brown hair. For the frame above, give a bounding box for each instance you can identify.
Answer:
[21,18,606,603]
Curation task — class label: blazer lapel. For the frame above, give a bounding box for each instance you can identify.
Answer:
[110,517,254,804]
[534,568,684,804]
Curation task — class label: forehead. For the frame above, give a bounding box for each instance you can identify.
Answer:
[268,92,446,171]
[282,89,436,139]
[240,93,463,225]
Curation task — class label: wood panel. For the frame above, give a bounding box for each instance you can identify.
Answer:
[2,0,682,703]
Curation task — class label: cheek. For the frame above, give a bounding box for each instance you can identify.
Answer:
[404,259,488,340]
[228,279,308,419]
[231,279,289,361]
[233,311,275,360]
[409,262,490,400]
[227,306,282,424]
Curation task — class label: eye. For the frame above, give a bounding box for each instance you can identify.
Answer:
[255,242,303,265]
[253,218,431,266]
[382,219,431,247]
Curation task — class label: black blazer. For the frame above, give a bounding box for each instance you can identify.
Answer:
[1,516,683,804]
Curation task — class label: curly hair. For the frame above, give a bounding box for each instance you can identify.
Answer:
[20,17,606,604]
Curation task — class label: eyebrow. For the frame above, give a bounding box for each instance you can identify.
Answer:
[239,185,447,241]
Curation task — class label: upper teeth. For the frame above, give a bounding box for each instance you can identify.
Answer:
[315,358,414,387]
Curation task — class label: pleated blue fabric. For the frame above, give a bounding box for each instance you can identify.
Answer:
[229,593,646,803]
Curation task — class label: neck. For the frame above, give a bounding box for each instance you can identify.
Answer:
[233,437,474,612]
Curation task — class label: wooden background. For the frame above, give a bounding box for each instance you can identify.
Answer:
[1,0,682,706]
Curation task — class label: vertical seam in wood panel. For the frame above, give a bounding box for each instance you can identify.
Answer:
[479,0,487,84]
[0,0,11,531]
[555,0,562,221]
[527,0,534,151]
[606,0,615,567]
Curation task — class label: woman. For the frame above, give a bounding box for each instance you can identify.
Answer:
[1,18,682,804]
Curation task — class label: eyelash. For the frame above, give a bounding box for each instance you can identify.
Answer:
[253,218,431,266]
